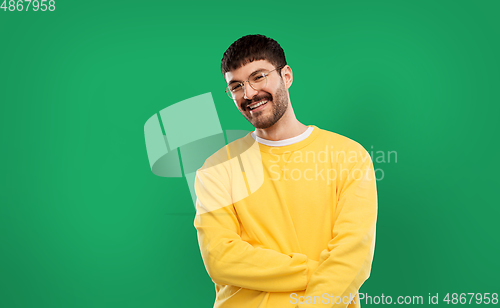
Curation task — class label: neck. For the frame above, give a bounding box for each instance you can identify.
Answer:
[254,104,308,141]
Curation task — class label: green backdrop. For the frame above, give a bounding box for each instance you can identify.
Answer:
[1,0,499,307]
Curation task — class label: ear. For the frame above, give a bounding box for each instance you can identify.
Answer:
[281,65,293,89]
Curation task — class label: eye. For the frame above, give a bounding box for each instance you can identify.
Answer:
[252,74,265,82]
[231,84,242,92]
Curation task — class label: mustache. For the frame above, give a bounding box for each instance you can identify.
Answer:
[243,94,273,109]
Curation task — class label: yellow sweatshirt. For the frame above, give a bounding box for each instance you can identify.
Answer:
[193,125,377,308]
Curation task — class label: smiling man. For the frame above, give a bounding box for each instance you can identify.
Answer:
[193,34,378,308]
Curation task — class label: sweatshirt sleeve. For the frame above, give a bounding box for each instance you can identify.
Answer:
[297,142,378,308]
[194,167,319,293]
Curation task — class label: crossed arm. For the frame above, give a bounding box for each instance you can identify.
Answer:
[194,169,319,293]
[193,143,377,302]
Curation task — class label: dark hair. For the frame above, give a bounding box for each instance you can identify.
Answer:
[221,34,287,76]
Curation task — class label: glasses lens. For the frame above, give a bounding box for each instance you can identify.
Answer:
[249,73,267,90]
[226,83,243,99]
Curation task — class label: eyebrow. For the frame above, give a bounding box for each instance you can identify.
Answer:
[228,68,269,85]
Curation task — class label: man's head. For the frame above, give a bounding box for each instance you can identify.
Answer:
[221,35,293,129]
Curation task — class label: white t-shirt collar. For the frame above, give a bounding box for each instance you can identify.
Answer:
[250,126,314,147]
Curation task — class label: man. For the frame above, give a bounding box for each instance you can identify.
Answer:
[193,34,377,308]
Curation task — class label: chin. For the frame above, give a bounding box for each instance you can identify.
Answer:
[252,120,276,130]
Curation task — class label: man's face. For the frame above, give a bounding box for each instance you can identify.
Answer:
[224,60,289,129]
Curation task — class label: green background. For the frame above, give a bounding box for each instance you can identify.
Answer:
[1,0,499,307]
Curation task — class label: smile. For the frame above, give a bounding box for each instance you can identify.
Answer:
[248,100,268,110]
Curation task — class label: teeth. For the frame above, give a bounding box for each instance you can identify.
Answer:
[249,100,268,110]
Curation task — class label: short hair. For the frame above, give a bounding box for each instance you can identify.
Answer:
[221,34,287,77]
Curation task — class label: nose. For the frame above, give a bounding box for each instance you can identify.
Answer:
[243,82,258,100]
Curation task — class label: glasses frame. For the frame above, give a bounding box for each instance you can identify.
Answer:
[225,65,285,99]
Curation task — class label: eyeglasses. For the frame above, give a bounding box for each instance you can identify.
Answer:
[225,66,284,99]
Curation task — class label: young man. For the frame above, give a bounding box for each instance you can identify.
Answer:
[193,34,378,308]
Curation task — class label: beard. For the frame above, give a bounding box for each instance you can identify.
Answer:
[240,80,289,129]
